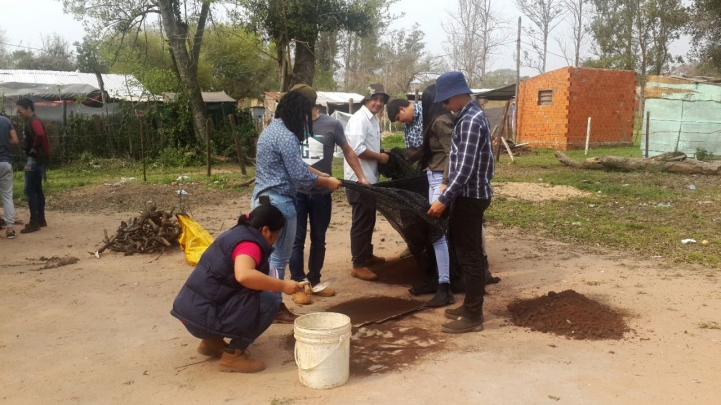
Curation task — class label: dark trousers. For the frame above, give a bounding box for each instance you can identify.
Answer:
[448,197,491,321]
[346,188,377,268]
[289,192,333,285]
[182,291,279,351]
[24,162,45,222]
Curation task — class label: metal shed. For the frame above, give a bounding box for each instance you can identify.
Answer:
[643,75,721,157]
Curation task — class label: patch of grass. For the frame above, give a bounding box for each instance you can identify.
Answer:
[382,132,406,150]
[489,145,721,267]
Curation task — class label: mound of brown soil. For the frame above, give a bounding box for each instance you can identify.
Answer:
[507,290,628,340]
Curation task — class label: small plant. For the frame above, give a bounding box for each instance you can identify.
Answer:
[695,148,715,161]
[154,147,201,168]
[698,321,720,330]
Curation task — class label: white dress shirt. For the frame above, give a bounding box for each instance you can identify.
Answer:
[344,105,381,183]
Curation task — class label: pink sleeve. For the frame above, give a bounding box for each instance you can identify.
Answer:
[232,241,262,265]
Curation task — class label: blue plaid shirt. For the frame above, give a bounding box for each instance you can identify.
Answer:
[252,119,318,201]
[403,102,423,149]
[438,100,494,206]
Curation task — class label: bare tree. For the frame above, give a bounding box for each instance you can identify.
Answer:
[515,0,565,73]
[555,0,590,67]
[442,0,510,87]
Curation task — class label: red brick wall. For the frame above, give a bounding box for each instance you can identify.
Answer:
[516,67,636,150]
[516,67,571,149]
[567,68,636,149]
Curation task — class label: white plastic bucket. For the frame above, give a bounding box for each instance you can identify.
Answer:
[294,312,351,389]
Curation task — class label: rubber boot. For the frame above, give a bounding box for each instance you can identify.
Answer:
[425,283,455,307]
[219,349,265,373]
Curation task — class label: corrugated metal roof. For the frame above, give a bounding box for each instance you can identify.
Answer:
[316,91,364,105]
[163,91,236,103]
[0,69,150,101]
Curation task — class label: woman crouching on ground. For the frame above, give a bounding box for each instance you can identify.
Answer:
[171,205,303,373]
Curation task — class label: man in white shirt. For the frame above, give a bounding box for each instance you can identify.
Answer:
[344,84,390,280]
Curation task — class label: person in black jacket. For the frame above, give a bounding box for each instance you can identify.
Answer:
[171,205,303,373]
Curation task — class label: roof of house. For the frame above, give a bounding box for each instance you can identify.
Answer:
[0,69,150,101]
[264,91,364,106]
[163,91,236,103]
[474,84,517,101]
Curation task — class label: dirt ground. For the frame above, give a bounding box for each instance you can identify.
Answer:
[1,183,720,405]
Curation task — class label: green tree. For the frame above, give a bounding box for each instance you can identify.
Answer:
[241,0,373,90]
[62,0,213,142]
[689,0,721,71]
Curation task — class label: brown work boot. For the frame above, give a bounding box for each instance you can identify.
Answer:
[351,267,378,281]
[219,349,265,373]
[20,221,41,234]
[313,287,335,297]
[292,291,312,305]
[197,338,227,357]
[273,302,299,324]
[366,255,387,266]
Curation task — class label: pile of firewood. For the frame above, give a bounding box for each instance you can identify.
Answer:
[96,205,181,256]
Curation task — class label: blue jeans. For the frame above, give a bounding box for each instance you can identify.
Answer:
[428,171,450,283]
[182,291,279,351]
[252,191,297,302]
[24,160,46,223]
[289,192,332,285]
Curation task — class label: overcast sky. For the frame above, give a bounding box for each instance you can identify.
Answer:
[0,0,691,78]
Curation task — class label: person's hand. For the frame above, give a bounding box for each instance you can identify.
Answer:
[281,280,303,295]
[440,184,447,193]
[378,153,390,164]
[427,200,446,217]
[326,177,342,191]
[358,177,371,186]
[319,172,331,178]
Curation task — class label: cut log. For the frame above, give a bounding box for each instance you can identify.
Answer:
[555,151,721,175]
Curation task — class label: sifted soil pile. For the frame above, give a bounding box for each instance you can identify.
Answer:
[507,290,628,340]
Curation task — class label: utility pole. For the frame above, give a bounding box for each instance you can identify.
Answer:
[513,16,521,141]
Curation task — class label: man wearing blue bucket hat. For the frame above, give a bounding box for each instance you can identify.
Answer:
[427,71,494,334]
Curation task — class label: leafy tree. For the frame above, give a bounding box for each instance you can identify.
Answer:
[6,33,76,71]
[689,0,721,72]
[483,69,530,88]
[240,0,374,90]
[62,0,214,142]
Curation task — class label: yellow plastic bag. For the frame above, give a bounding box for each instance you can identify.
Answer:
[177,214,215,266]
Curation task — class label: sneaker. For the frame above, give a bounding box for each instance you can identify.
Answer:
[197,338,227,357]
[351,267,378,281]
[20,221,40,234]
[6,229,16,239]
[441,316,484,334]
[219,349,265,373]
[292,291,312,305]
[38,218,47,227]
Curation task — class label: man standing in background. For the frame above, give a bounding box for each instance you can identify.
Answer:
[344,84,390,281]
[16,98,49,234]
[0,114,19,239]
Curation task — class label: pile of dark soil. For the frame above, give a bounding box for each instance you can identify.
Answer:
[507,290,628,340]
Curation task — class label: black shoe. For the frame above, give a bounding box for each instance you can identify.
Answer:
[409,278,438,296]
[441,315,484,334]
[425,283,455,308]
[38,218,47,227]
[444,305,465,320]
[20,221,41,234]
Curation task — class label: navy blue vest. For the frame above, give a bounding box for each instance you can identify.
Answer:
[170,225,273,339]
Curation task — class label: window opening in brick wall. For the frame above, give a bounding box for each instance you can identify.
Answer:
[538,90,553,105]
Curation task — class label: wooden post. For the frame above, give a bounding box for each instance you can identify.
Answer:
[61,100,67,162]
[495,100,511,162]
[228,114,247,175]
[645,111,650,158]
[584,117,592,156]
[348,98,353,114]
[513,16,521,141]
[414,89,419,103]
[139,118,147,182]
[206,119,212,177]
